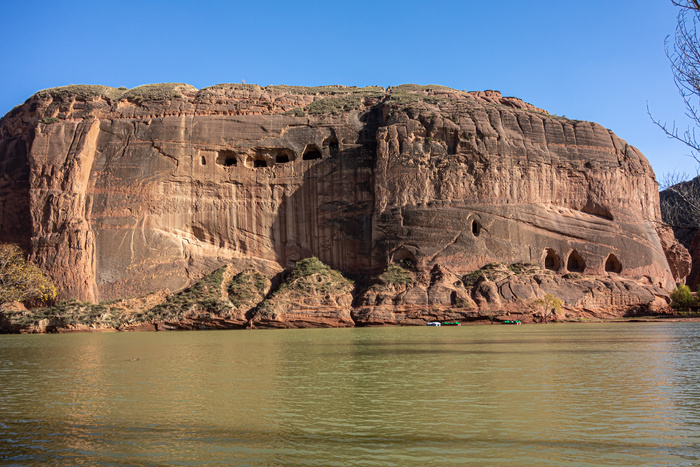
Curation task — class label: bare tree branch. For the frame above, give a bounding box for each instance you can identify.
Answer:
[650,3,700,166]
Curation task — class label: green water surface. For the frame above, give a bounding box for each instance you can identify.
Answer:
[1,323,699,465]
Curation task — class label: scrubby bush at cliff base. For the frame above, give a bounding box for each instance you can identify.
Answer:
[378,264,414,286]
[148,266,233,322]
[670,284,697,309]
[282,257,354,293]
[531,294,563,323]
[0,244,57,308]
[2,265,268,332]
[228,270,270,308]
[1,301,125,332]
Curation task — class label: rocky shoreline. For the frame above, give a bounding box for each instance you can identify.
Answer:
[0,258,677,334]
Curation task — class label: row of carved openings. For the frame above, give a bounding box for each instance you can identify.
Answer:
[544,248,622,274]
[205,147,323,168]
[201,140,338,168]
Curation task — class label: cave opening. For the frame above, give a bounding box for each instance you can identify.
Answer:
[566,250,586,273]
[323,136,339,157]
[201,156,207,165]
[217,150,238,167]
[276,154,290,163]
[303,146,323,160]
[391,247,416,270]
[471,220,481,237]
[605,253,622,273]
[544,248,560,271]
[253,159,268,168]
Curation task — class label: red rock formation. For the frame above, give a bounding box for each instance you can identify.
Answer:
[0,83,683,323]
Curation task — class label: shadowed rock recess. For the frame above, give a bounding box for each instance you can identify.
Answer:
[0,83,688,329]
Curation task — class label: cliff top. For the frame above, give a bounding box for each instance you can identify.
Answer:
[5,82,549,119]
[25,82,545,108]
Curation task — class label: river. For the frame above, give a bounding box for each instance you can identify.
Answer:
[1,323,699,465]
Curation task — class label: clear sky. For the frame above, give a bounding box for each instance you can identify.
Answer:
[0,0,696,181]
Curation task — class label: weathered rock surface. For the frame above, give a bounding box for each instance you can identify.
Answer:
[660,176,699,288]
[354,263,668,325]
[0,82,684,326]
[253,257,354,328]
[687,231,700,290]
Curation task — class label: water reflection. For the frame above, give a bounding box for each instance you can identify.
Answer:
[1,324,700,465]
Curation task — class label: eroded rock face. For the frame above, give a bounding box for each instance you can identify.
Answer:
[659,176,699,287]
[0,83,679,312]
[354,263,668,325]
[253,257,355,328]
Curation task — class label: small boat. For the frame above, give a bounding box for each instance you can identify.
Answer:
[442,321,461,326]
[502,320,522,325]
[426,321,441,326]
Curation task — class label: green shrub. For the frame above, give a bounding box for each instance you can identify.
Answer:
[461,270,484,287]
[282,107,306,117]
[121,83,195,102]
[267,85,383,96]
[379,264,414,285]
[34,85,125,101]
[6,300,124,330]
[289,257,328,280]
[391,84,457,93]
[508,262,535,275]
[671,284,695,308]
[148,266,231,321]
[256,257,353,317]
[461,263,508,286]
[41,117,60,124]
[228,270,269,307]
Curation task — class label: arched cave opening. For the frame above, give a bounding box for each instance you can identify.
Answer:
[217,150,238,167]
[544,248,560,271]
[201,156,207,165]
[253,159,268,168]
[605,253,622,273]
[566,250,586,273]
[323,136,339,157]
[471,219,481,237]
[391,247,416,270]
[302,146,323,160]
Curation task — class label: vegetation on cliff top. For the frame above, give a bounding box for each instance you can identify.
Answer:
[268,85,384,96]
[33,83,196,103]
[34,84,126,101]
[121,83,196,102]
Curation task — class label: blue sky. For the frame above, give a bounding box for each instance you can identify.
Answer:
[0,0,696,180]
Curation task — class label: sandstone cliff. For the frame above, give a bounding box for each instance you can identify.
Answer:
[660,176,699,288]
[0,82,685,327]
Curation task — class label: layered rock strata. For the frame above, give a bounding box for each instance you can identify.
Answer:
[0,83,685,325]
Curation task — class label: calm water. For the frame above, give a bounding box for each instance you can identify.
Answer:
[1,323,699,466]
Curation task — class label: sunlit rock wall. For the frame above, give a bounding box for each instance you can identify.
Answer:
[0,83,680,302]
